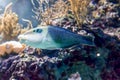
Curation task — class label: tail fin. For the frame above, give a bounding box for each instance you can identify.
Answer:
[81,36,95,46]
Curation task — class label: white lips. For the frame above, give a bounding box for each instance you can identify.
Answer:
[18,35,27,40]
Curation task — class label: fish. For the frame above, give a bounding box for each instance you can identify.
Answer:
[18,25,95,50]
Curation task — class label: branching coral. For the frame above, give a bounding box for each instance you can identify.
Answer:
[0,3,29,42]
[68,0,90,27]
[99,0,107,4]
[32,0,52,25]
[22,18,33,29]
[41,0,69,25]
[32,0,69,25]
[0,3,21,41]
[33,0,90,27]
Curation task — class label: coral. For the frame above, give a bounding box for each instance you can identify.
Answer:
[0,41,26,56]
[99,0,107,4]
[41,0,69,25]
[0,3,29,42]
[32,0,69,25]
[0,3,21,41]
[22,18,33,29]
[68,0,90,27]
[0,0,120,80]
[33,0,90,27]
[0,48,101,80]
[86,0,120,39]
[0,28,120,80]
[68,72,81,80]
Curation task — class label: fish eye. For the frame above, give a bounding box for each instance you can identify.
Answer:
[33,29,42,33]
[36,29,42,33]
[33,30,36,32]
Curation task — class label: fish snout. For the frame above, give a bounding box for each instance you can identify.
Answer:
[18,35,27,40]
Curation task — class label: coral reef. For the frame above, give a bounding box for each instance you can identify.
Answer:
[0,28,120,79]
[87,0,120,39]
[33,0,90,27]
[0,0,120,80]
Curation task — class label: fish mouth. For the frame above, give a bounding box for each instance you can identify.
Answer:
[18,34,28,39]
[18,35,27,42]
[18,35,24,40]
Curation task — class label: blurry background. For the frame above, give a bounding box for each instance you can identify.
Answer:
[0,0,39,27]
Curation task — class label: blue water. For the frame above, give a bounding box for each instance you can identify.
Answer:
[0,0,39,27]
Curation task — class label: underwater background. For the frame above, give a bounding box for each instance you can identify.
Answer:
[0,0,120,80]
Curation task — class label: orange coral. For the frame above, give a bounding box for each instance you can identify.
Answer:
[0,41,26,56]
[13,44,26,53]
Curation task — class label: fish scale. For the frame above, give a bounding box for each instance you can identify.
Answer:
[48,26,81,47]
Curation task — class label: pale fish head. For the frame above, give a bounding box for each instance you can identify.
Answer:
[18,27,47,47]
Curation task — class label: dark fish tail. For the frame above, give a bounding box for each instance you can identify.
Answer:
[81,36,95,46]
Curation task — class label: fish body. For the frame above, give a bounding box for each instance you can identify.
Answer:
[18,25,95,50]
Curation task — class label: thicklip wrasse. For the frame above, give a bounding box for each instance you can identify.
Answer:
[18,25,95,50]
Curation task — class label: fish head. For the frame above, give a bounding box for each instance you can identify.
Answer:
[18,27,47,46]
